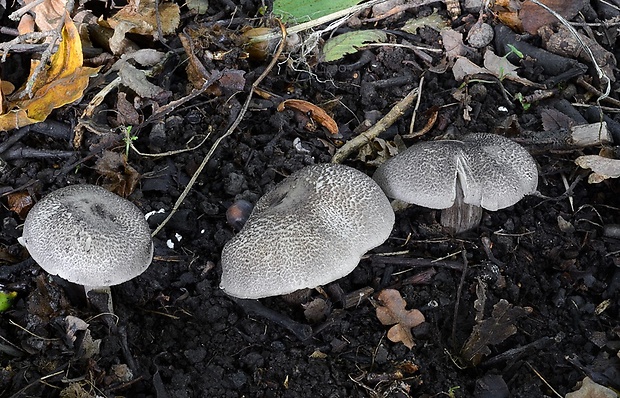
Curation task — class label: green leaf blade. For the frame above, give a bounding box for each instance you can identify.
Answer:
[322,30,387,62]
[273,0,363,24]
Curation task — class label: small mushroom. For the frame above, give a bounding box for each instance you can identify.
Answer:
[18,184,153,313]
[373,133,538,233]
[220,163,395,299]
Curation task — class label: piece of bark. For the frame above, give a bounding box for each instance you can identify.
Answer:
[494,25,587,79]
[539,25,616,83]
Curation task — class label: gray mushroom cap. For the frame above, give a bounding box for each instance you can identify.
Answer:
[19,184,153,287]
[220,163,395,299]
[373,133,538,211]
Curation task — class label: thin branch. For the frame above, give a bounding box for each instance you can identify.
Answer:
[528,0,610,102]
[331,84,419,163]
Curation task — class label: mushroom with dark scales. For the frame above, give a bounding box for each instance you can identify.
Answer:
[220,163,395,338]
[18,184,153,314]
[372,133,538,234]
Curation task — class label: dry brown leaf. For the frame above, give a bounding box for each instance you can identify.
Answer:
[441,28,469,60]
[460,299,532,366]
[94,151,141,197]
[116,92,141,126]
[495,0,588,35]
[179,33,211,88]
[1,80,15,97]
[540,108,574,131]
[539,25,616,82]
[302,297,330,323]
[566,377,618,398]
[277,99,339,134]
[376,289,425,349]
[575,155,620,184]
[17,14,36,35]
[104,0,180,37]
[0,17,101,131]
[118,62,166,99]
[7,191,35,219]
[19,0,67,33]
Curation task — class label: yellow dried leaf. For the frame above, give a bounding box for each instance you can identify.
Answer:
[0,17,100,131]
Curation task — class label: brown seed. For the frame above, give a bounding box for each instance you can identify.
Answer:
[226,200,253,230]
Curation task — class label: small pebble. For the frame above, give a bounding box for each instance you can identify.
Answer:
[467,22,494,48]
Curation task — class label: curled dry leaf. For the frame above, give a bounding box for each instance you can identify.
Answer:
[452,50,539,87]
[566,377,618,398]
[7,191,35,219]
[20,0,66,33]
[441,29,469,60]
[461,299,532,366]
[118,62,167,100]
[575,155,620,184]
[277,99,339,134]
[103,0,180,37]
[94,151,141,197]
[494,0,588,35]
[376,289,425,349]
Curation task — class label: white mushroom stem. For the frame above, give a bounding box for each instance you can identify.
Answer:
[84,285,114,315]
[440,180,483,234]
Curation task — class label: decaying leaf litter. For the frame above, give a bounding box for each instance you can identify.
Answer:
[1,0,619,396]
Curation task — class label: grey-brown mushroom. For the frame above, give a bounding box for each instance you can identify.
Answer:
[220,163,395,299]
[18,184,153,313]
[373,133,538,233]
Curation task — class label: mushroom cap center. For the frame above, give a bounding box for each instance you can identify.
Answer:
[220,163,395,299]
[20,184,153,287]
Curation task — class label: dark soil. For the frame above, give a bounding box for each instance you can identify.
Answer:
[1,0,620,397]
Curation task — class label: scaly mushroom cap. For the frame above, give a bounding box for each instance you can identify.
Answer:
[19,184,153,287]
[373,133,538,211]
[220,163,395,299]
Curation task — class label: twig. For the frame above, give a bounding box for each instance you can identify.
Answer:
[572,103,620,113]
[130,133,212,158]
[362,0,443,23]
[8,0,45,20]
[0,27,20,36]
[525,362,563,398]
[576,76,620,108]
[528,0,610,102]
[152,20,288,237]
[232,298,313,341]
[331,84,419,163]
[408,75,424,136]
[0,33,55,61]
[451,249,468,351]
[8,369,65,398]
[9,320,59,341]
[24,16,66,98]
